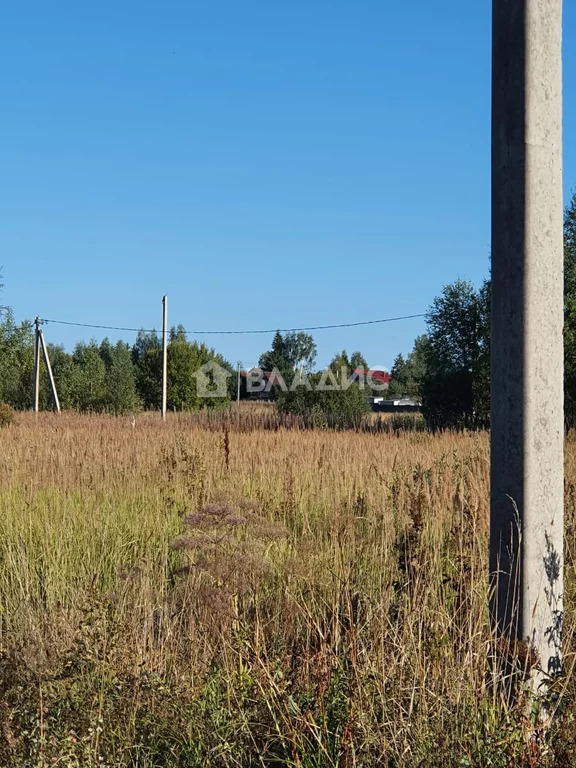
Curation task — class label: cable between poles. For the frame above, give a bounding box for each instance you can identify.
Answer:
[38,313,426,336]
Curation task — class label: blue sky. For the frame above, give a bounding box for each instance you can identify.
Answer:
[2,1,576,369]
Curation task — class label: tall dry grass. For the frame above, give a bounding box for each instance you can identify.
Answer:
[0,412,574,766]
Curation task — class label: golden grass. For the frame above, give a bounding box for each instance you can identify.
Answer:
[0,412,574,766]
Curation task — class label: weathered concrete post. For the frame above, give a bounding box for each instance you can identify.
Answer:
[491,0,564,688]
[33,317,40,413]
[162,295,168,421]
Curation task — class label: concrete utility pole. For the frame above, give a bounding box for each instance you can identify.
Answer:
[38,329,61,413]
[162,295,168,421]
[33,317,40,412]
[491,0,564,688]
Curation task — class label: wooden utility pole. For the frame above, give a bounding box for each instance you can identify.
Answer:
[162,295,168,421]
[491,0,564,689]
[237,361,241,406]
[38,329,61,413]
[33,317,40,412]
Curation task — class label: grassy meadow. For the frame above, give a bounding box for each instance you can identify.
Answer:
[0,411,575,766]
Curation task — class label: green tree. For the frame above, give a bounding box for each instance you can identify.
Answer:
[103,341,140,414]
[259,331,317,399]
[169,324,188,343]
[132,329,232,411]
[421,280,489,430]
[68,341,107,411]
[350,350,368,373]
[328,348,387,398]
[167,336,205,411]
[259,331,317,374]
[43,344,74,410]
[278,376,369,429]
[329,350,369,377]
[98,338,114,369]
[328,350,351,390]
[0,309,35,409]
[472,281,491,426]
[258,331,288,376]
[388,335,429,399]
[329,350,350,373]
[283,331,317,372]
[168,336,232,411]
[388,353,408,398]
[133,330,162,409]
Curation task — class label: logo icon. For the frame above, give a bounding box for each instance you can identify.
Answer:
[192,361,232,398]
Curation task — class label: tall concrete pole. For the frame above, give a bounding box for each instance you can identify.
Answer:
[38,329,61,413]
[33,317,40,413]
[162,295,168,421]
[491,0,564,687]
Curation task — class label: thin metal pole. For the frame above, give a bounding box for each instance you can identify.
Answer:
[237,361,241,406]
[38,329,61,413]
[33,317,40,412]
[162,295,168,421]
[491,0,564,691]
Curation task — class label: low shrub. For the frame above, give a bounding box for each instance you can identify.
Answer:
[277,378,369,429]
[0,403,15,427]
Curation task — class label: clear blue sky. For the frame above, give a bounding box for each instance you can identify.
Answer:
[2,1,576,369]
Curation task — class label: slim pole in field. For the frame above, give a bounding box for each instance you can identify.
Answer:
[33,317,40,412]
[491,0,564,690]
[237,361,241,406]
[162,295,168,421]
[38,329,61,413]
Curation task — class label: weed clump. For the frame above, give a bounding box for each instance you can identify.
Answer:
[0,403,15,427]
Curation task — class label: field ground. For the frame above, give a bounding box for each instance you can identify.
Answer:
[0,412,576,766]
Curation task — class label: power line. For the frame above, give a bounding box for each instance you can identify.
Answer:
[40,319,152,333]
[39,313,426,336]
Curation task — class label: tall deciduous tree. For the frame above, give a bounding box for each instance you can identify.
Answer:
[133,330,162,409]
[283,331,317,372]
[259,331,317,375]
[329,350,351,382]
[103,341,140,414]
[167,335,232,410]
[0,309,35,409]
[43,344,73,410]
[421,280,489,430]
[68,341,107,411]
[259,331,317,398]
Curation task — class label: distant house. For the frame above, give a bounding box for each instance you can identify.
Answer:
[351,368,391,387]
[370,396,421,413]
[240,368,284,400]
[241,368,282,383]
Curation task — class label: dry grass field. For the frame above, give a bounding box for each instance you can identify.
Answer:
[0,412,576,766]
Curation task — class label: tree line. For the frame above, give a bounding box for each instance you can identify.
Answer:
[0,315,373,418]
[388,191,576,430]
[0,319,236,414]
[2,189,576,427]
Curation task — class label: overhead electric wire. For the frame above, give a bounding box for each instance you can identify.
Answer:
[38,313,427,336]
